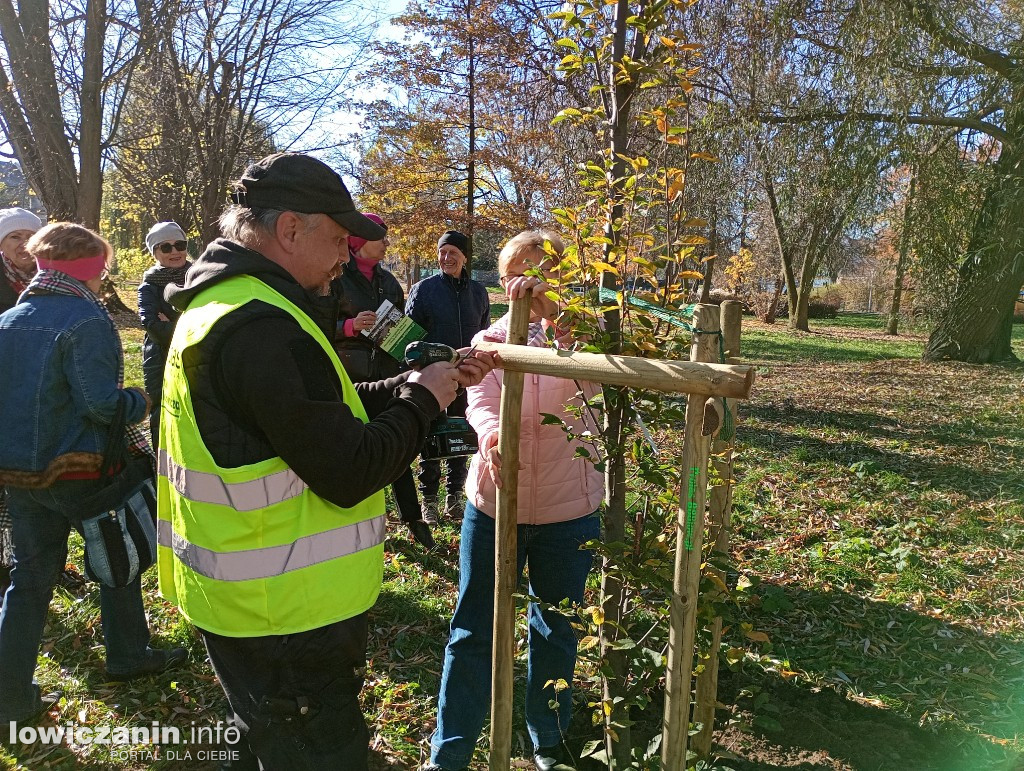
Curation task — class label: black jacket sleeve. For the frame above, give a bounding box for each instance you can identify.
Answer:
[138,282,176,348]
[216,316,440,509]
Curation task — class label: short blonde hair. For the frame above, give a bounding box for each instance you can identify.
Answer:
[497,230,564,278]
[26,223,112,264]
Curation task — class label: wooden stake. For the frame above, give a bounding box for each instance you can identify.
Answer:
[472,342,754,399]
[661,304,720,769]
[693,301,742,759]
[691,438,732,759]
[721,300,743,360]
[488,295,531,771]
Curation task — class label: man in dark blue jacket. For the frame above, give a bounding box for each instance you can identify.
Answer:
[405,231,490,523]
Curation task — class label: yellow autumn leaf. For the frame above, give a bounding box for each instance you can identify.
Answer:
[706,572,728,592]
[745,630,770,643]
[590,261,620,275]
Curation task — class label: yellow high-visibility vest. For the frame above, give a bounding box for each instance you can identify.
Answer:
[157,274,385,636]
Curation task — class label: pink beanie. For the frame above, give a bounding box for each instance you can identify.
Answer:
[347,213,386,255]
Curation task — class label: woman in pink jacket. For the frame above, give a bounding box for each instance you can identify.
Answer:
[426,231,603,771]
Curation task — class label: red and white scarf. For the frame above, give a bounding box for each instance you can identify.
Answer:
[1,253,36,295]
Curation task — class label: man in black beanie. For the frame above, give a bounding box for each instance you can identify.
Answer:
[405,230,490,524]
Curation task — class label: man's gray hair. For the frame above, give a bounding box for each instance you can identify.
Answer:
[218,205,322,247]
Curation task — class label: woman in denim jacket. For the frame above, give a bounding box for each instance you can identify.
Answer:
[0,223,185,723]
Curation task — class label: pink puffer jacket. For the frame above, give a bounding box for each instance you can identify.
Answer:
[464,319,604,524]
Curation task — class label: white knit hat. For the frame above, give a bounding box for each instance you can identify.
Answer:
[145,221,187,255]
[0,208,43,244]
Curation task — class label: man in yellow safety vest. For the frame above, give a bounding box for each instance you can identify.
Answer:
[156,152,494,770]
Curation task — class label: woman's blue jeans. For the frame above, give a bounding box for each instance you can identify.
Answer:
[0,480,152,721]
[430,503,600,769]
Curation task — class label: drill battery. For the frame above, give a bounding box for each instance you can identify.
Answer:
[421,414,478,459]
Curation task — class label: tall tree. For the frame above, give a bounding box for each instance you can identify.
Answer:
[0,0,152,225]
[753,0,1023,361]
[145,0,370,243]
[363,0,565,268]
[759,119,891,330]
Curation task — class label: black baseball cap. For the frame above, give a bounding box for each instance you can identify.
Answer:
[230,153,386,241]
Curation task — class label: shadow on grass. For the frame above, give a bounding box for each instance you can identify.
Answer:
[749,401,1024,450]
[739,412,1024,503]
[717,582,1024,771]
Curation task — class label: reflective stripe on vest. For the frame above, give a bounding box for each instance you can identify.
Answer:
[157,274,385,637]
[157,515,385,582]
[159,449,306,511]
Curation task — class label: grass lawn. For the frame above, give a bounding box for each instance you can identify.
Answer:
[2,300,1023,770]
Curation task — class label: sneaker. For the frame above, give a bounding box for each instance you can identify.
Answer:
[421,497,439,526]
[106,646,188,681]
[444,494,463,519]
[421,764,467,771]
[534,744,577,771]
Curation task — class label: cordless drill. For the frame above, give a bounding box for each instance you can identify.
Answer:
[403,341,479,460]
[403,341,461,370]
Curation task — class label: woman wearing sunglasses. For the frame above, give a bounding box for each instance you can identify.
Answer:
[138,222,192,448]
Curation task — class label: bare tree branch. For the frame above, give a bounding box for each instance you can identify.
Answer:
[758,109,1010,145]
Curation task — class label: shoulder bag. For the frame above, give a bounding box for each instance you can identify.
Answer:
[79,395,158,588]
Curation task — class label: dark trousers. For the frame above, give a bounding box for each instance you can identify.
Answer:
[418,457,469,500]
[149,400,161,451]
[200,614,370,771]
[143,369,162,450]
[392,467,422,524]
[430,504,600,767]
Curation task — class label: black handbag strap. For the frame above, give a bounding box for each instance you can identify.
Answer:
[98,393,128,477]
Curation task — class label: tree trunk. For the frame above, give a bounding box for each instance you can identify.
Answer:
[763,276,783,325]
[699,207,718,304]
[763,171,799,321]
[599,0,634,765]
[78,0,106,229]
[924,139,1024,362]
[0,0,80,219]
[887,172,916,335]
[98,275,133,315]
[465,3,476,273]
[791,229,822,332]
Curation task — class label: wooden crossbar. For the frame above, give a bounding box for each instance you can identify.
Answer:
[473,342,754,399]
